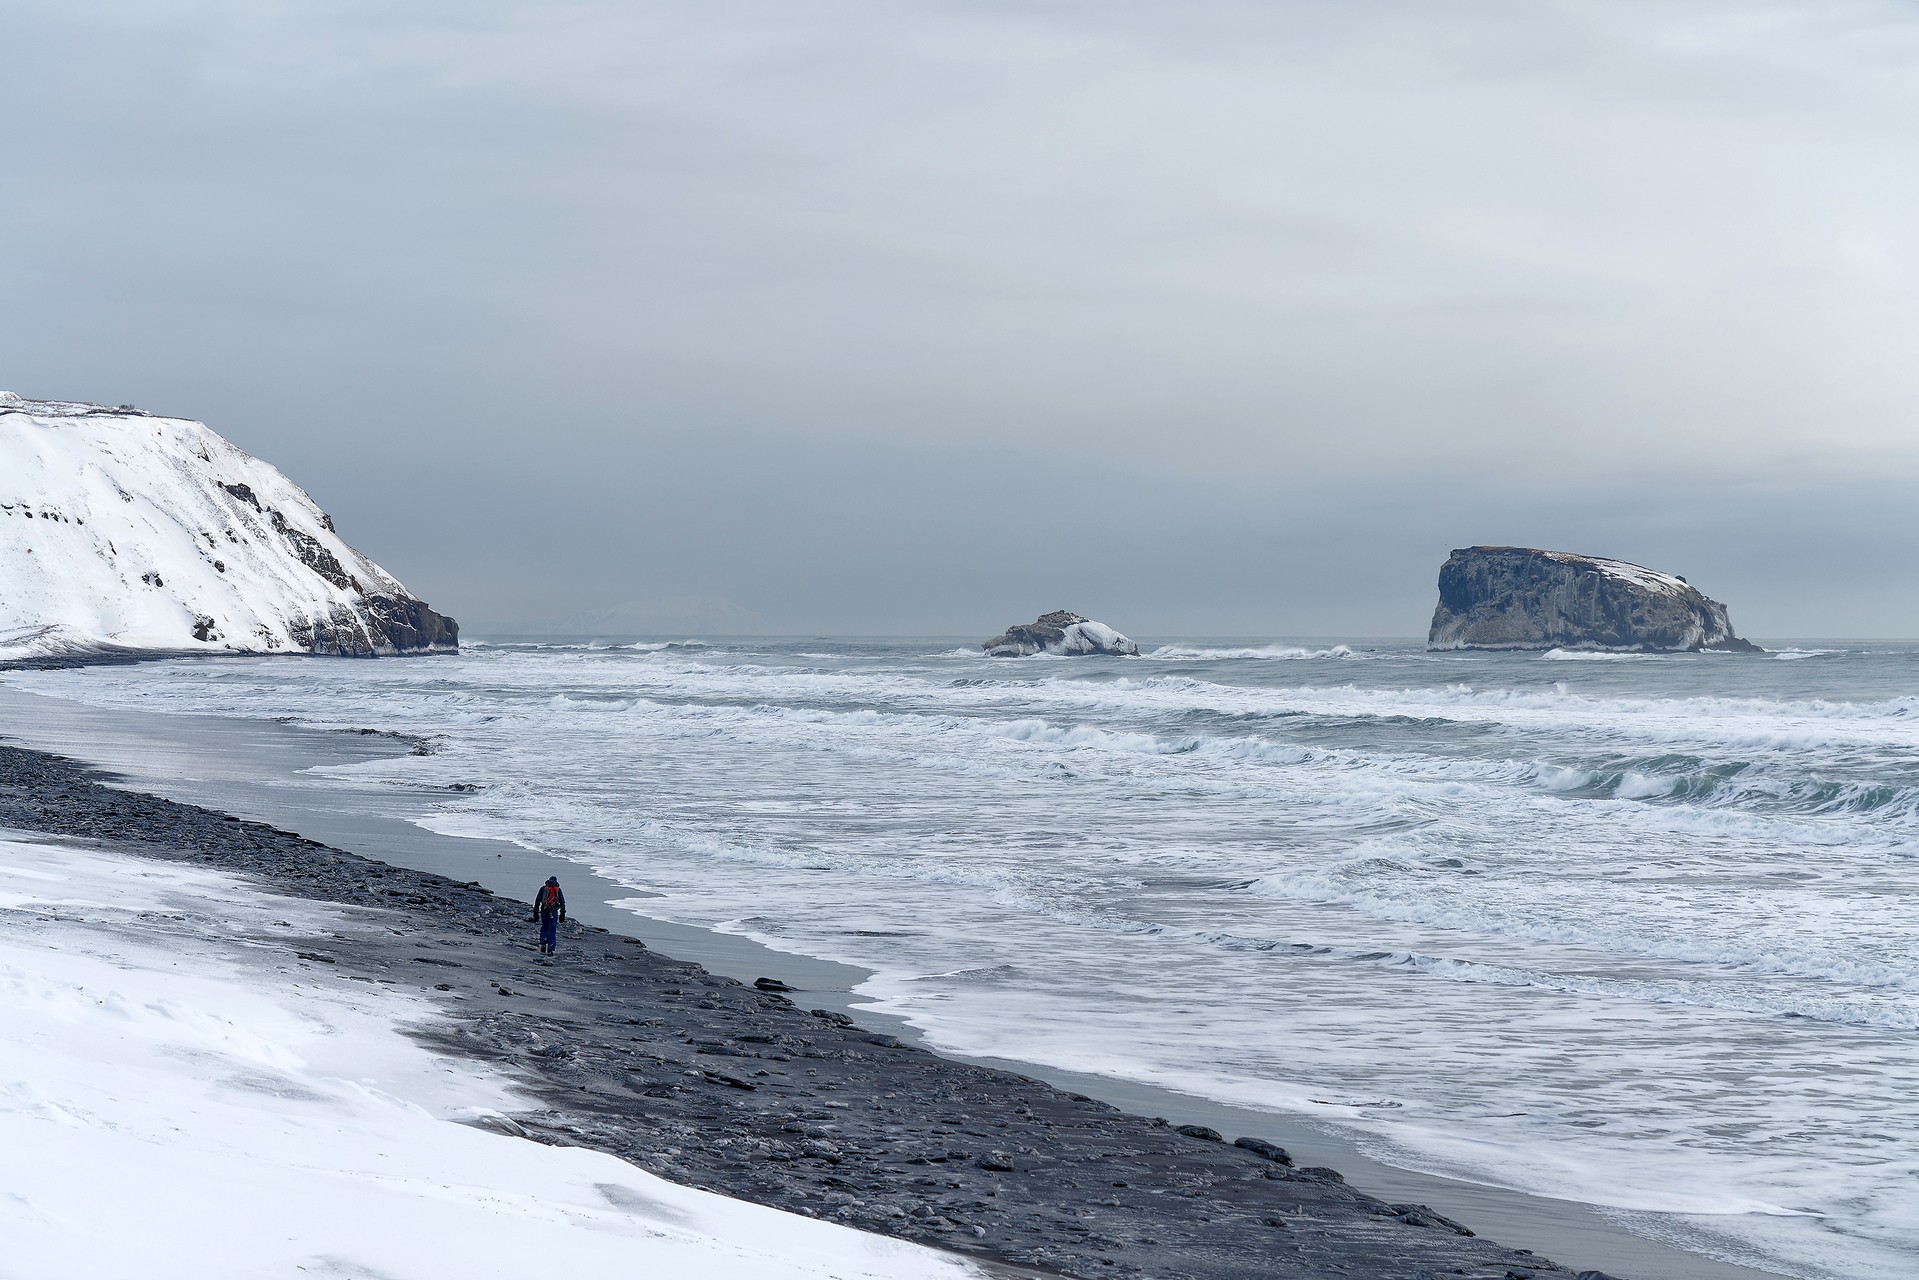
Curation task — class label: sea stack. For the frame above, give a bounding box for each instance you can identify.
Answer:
[983,610,1139,657]
[1428,547,1758,652]
[0,393,457,660]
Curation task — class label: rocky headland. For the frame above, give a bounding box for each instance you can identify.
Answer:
[1429,547,1759,653]
[0,393,456,660]
[984,611,1139,657]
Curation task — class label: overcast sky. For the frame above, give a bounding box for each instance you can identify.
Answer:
[6,1,1919,637]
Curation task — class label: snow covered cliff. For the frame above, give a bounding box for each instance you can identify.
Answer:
[1429,546,1757,652]
[0,394,457,661]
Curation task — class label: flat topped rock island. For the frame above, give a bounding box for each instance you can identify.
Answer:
[0,393,456,661]
[1430,546,1759,652]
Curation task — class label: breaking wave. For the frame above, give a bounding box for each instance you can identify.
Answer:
[1148,643,1358,661]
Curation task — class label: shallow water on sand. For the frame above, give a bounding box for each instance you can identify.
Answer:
[14,637,1919,1279]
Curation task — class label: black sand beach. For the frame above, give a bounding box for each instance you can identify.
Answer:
[0,729,1624,1280]
[0,674,1805,1280]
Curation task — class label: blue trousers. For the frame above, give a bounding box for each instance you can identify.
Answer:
[539,914,559,953]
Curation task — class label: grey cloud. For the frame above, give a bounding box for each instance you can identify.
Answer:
[5,1,1918,636]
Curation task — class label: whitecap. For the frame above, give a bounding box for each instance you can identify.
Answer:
[1147,643,1358,661]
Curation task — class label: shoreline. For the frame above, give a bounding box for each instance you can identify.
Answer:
[0,737,1570,1280]
[1,831,982,1280]
[0,678,1793,1280]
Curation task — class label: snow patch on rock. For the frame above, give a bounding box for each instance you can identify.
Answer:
[983,610,1139,657]
[0,395,456,661]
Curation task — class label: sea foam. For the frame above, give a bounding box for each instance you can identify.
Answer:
[14,637,1919,1280]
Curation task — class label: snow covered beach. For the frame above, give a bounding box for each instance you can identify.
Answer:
[0,830,973,1280]
[0,729,1592,1280]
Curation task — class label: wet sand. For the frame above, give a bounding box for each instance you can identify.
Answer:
[0,679,1792,1280]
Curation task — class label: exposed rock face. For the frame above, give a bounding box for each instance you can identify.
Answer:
[0,393,457,660]
[1429,547,1758,652]
[983,610,1139,657]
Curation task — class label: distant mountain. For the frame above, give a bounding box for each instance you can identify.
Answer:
[0,393,456,661]
[528,596,768,636]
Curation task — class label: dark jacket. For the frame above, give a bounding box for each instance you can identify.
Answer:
[532,882,567,923]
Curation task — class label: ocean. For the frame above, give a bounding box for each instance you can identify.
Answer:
[13,637,1917,1279]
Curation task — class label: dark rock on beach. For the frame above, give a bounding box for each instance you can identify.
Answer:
[0,740,1596,1280]
[1429,546,1759,653]
[983,610,1139,658]
[1384,1202,1477,1236]
[1234,1136,1294,1166]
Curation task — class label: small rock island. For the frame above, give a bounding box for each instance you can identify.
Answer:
[1429,546,1759,652]
[983,610,1139,657]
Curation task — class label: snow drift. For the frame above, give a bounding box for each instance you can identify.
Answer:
[0,833,976,1280]
[0,393,456,660]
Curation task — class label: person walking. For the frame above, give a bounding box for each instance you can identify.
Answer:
[531,876,567,955]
